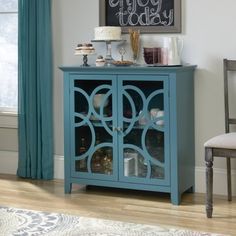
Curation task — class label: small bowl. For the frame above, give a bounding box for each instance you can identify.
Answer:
[96,61,106,67]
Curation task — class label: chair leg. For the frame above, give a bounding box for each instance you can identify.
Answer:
[227,158,232,201]
[205,148,213,218]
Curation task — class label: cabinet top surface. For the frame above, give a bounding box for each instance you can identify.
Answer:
[59,64,196,73]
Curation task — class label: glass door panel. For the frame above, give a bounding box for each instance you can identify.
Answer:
[71,75,117,180]
[118,76,169,185]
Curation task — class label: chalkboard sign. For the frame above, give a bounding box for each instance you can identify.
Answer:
[99,0,181,33]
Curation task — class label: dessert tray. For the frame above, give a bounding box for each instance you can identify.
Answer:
[112,60,133,66]
[91,39,124,42]
[147,64,182,67]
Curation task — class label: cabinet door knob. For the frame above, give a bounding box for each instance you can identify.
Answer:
[112,127,123,132]
[117,127,123,132]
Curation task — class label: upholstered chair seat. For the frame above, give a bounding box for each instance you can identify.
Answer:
[204,132,236,149]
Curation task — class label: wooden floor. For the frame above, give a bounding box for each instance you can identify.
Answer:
[0,174,235,235]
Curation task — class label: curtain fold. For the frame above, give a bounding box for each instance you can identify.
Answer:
[17,0,53,179]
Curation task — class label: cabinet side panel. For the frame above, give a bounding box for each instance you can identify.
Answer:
[169,74,179,204]
[176,70,195,194]
[63,72,72,193]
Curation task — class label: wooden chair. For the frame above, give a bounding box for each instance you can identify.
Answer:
[204,59,236,218]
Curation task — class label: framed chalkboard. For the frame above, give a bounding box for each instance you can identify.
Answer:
[99,0,181,33]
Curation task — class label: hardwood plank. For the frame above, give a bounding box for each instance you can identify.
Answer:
[0,174,235,235]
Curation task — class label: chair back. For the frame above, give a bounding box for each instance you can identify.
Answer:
[224,59,236,133]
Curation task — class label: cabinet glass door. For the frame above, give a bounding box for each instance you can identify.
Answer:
[118,76,170,185]
[70,75,117,180]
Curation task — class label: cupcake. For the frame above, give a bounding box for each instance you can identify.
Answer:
[96,55,106,67]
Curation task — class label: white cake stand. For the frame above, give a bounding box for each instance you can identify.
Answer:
[91,39,125,65]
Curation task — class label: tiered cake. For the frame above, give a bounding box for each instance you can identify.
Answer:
[94,26,121,41]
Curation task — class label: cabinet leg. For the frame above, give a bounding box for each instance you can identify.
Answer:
[65,182,72,194]
[171,192,181,205]
[186,185,195,193]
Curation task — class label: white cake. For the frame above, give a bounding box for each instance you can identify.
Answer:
[94,26,121,41]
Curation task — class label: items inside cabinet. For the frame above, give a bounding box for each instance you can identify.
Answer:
[122,80,164,128]
[74,79,113,123]
[75,126,113,175]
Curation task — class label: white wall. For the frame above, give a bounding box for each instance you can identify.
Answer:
[52,0,99,156]
[1,0,236,195]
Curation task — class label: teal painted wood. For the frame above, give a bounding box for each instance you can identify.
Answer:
[59,65,196,204]
[63,72,72,193]
[70,177,171,193]
[59,65,195,73]
[169,70,195,204]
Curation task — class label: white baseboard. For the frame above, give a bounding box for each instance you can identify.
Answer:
[54,155,64,179]
[195,166,236,195]
[0,150,235,196]
[0,151,18,174]
[0,151,64,179]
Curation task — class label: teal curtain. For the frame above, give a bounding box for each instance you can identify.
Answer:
[17,0,53,179]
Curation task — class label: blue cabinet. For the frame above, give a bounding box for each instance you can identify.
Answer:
[60,65,196,205]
